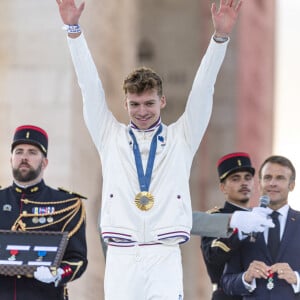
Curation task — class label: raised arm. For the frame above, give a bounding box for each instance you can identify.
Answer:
[181,1,243,153]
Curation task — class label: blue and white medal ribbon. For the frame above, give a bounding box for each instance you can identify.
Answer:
[129,124,162,211]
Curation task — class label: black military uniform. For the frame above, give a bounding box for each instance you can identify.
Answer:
[201,202,247,300]
[0,125,88,300]
[201,152,255,300]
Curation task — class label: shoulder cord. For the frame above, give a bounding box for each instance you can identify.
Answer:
[11,198,86,238]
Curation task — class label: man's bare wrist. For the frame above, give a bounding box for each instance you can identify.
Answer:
[68,32,82,39]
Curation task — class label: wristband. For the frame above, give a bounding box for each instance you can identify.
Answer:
[213,35,229,43]
[62,24,81,34]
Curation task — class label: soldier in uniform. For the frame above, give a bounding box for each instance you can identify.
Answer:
[201,152,255,300]
[0,125,88,300]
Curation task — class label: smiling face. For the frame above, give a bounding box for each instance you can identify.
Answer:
[124,89,166,130]
[122,67,166,130]
[220,171,254,207]
[259,162,295,210]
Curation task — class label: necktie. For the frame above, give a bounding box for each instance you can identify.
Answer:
[268,211,280,260]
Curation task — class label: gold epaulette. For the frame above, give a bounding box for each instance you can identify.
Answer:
[58,187,87,199]
[206,206,221,214]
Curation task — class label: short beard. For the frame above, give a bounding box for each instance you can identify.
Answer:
[13,163,42,183]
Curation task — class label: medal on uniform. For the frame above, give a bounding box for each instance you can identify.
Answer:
[39,217,46,224]
[129,124,162,211]
[47,207,55,222]
[32,216,39,224]
[267,271,274,290]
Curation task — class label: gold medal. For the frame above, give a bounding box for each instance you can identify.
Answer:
[135,192,154,211]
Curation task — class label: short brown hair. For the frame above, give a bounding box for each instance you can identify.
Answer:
[258,155,296,182]
[123,67,163,97]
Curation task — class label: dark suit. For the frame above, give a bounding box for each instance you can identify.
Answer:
[201,202,246,300]
[221,207,300,300]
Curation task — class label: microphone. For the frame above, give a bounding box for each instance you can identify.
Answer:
[259,194,270,208]
[249,195,270,242]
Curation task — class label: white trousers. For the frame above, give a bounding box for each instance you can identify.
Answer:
[104,244,183,300]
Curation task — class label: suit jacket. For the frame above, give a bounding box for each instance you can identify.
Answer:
[221,207,300,300]
[201,202,246,300]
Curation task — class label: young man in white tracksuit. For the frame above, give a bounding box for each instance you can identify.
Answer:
[55,0,273,299]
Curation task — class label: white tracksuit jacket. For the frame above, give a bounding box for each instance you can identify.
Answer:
[68,34,228,246]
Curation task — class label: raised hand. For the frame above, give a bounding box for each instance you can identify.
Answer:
[211,0,242,37]
[56,0,85,25]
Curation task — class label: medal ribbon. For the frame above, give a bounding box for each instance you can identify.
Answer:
[10,250,19,256]
[267,270,274,290]
[129,124,162,192]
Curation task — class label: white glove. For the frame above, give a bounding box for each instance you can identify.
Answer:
[34,266,64,287]
[230,210,274,240]
[251,206,271,216]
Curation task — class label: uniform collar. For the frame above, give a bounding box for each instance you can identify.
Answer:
[12,180,45,194]
[225,201,250,211]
